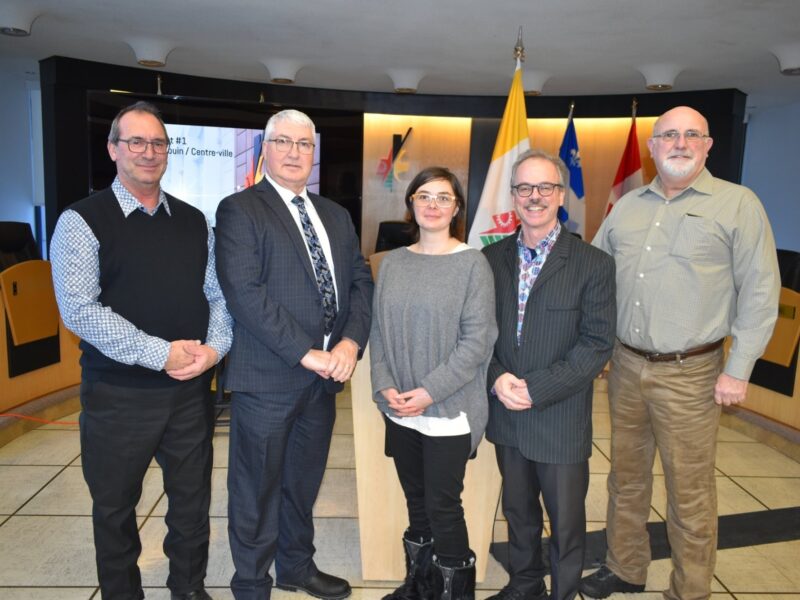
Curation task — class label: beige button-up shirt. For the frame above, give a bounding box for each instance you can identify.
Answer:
[593,168,780,380]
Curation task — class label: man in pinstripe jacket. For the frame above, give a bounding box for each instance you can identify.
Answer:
[482,149,616,600]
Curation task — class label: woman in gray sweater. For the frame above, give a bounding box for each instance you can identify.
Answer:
[370,166,497,600]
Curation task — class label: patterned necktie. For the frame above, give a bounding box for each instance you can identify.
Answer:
[292,196,338,334]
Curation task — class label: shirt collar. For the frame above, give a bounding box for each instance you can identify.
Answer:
[516,221,561,260]
[111,177,170,217]
[642,167,713,201]
[264,172,309,207]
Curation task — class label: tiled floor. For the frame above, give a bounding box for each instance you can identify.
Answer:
[1,382,798,599]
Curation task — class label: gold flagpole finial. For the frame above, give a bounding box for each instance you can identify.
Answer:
[514,26,525,61]
[156,74,163,96]
[568,100,576,120]
[632,97,638,119]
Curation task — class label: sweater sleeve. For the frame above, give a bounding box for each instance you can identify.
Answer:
[421,254,498,403]
[368,258,397,401]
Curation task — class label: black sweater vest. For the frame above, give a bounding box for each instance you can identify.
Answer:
[71,188,210,387]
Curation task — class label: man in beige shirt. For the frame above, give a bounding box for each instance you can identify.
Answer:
[580,106,780,600]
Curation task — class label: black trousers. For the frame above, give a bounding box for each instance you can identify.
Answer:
[228,379,336,600]
[385,416,472,565]
[80,376,214,600]
[495,444,589,600]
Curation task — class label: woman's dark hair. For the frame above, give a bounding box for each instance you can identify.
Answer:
[403,166,466,241]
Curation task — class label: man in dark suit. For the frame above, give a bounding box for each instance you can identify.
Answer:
[482,149,616,600]
[215,109,373,600]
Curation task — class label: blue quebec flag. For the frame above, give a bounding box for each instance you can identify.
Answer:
[558,118,586,237]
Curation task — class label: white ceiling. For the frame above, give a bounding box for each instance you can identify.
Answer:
[2,0,799,111]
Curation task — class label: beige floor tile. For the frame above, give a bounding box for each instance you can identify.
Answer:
[589,449,610,474]
[37,410,82,430]
[649,475,766,517]
[0,430,81,466]
[213,432,230,468]
[334,408,354,435]
[0,515,97,586]
[18,465,165,516]
[0,589,96,599]
[585,472,610,522]
[715,542,799,593]
[327,434,356,469]
[315,469,358,518]
[731,476,800,509]
[0,465,61,514]
[715,442,800,477]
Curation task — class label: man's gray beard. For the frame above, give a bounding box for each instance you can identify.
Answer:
[659,155,699,178]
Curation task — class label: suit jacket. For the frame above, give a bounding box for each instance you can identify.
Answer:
[215,179,373,394]
[482,229,616,464]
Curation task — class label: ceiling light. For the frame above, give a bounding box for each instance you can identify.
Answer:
[126,37,173,68]
[387,69,424,94]
[0,5,38,36]
[261,59,303,84]
[771,43,800,75]
[524,70,551,96]
[637,63,682,91]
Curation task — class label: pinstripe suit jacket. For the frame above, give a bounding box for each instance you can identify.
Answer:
[215,179,373,394]
[482,229,616,464]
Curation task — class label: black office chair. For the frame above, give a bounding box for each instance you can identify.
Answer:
[0,222,40,272]
[375,220,414,253]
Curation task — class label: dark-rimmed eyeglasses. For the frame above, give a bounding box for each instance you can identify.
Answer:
[511,182,564,198]
[117,137,170,154]
[411,192,457,208]
[268,137,316,155]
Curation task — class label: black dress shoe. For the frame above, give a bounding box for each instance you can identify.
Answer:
[485,582,548,600]
[276,571,352,600]
[579,566,645,598]
[171,588,213,600]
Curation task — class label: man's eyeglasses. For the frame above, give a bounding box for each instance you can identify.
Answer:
[511,182,564,198]
[117,137,170,154]
[411,192,457,208]
[268,137,316,155]
[651,129,709,143]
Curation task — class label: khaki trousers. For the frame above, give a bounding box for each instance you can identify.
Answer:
[605,342,724,600]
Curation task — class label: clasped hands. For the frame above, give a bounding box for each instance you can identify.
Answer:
[164,340,218,381]
[494,372,532,410]
[300,338,359,383]
[381,387,434,418]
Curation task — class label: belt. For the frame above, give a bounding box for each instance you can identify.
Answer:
[619,339,724,363]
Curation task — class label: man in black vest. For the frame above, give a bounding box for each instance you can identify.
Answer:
[50,101,232,600]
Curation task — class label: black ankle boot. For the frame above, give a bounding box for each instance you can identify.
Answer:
[432,551,475,600]
[382,531,434,600]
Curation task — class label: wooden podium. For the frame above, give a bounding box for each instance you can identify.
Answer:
[0,260,81,412]
[351,345,502,582]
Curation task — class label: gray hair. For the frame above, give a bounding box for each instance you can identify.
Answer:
[108,101,168,143]
[264,109,316,140]
[510,149,569,189]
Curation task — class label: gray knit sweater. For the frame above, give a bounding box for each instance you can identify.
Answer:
[369,247,498,452]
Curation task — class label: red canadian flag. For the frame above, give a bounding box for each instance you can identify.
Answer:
[605,108,644,216]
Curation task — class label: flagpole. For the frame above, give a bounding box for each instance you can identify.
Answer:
[567,100,575,122]
[632,97,638,119]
